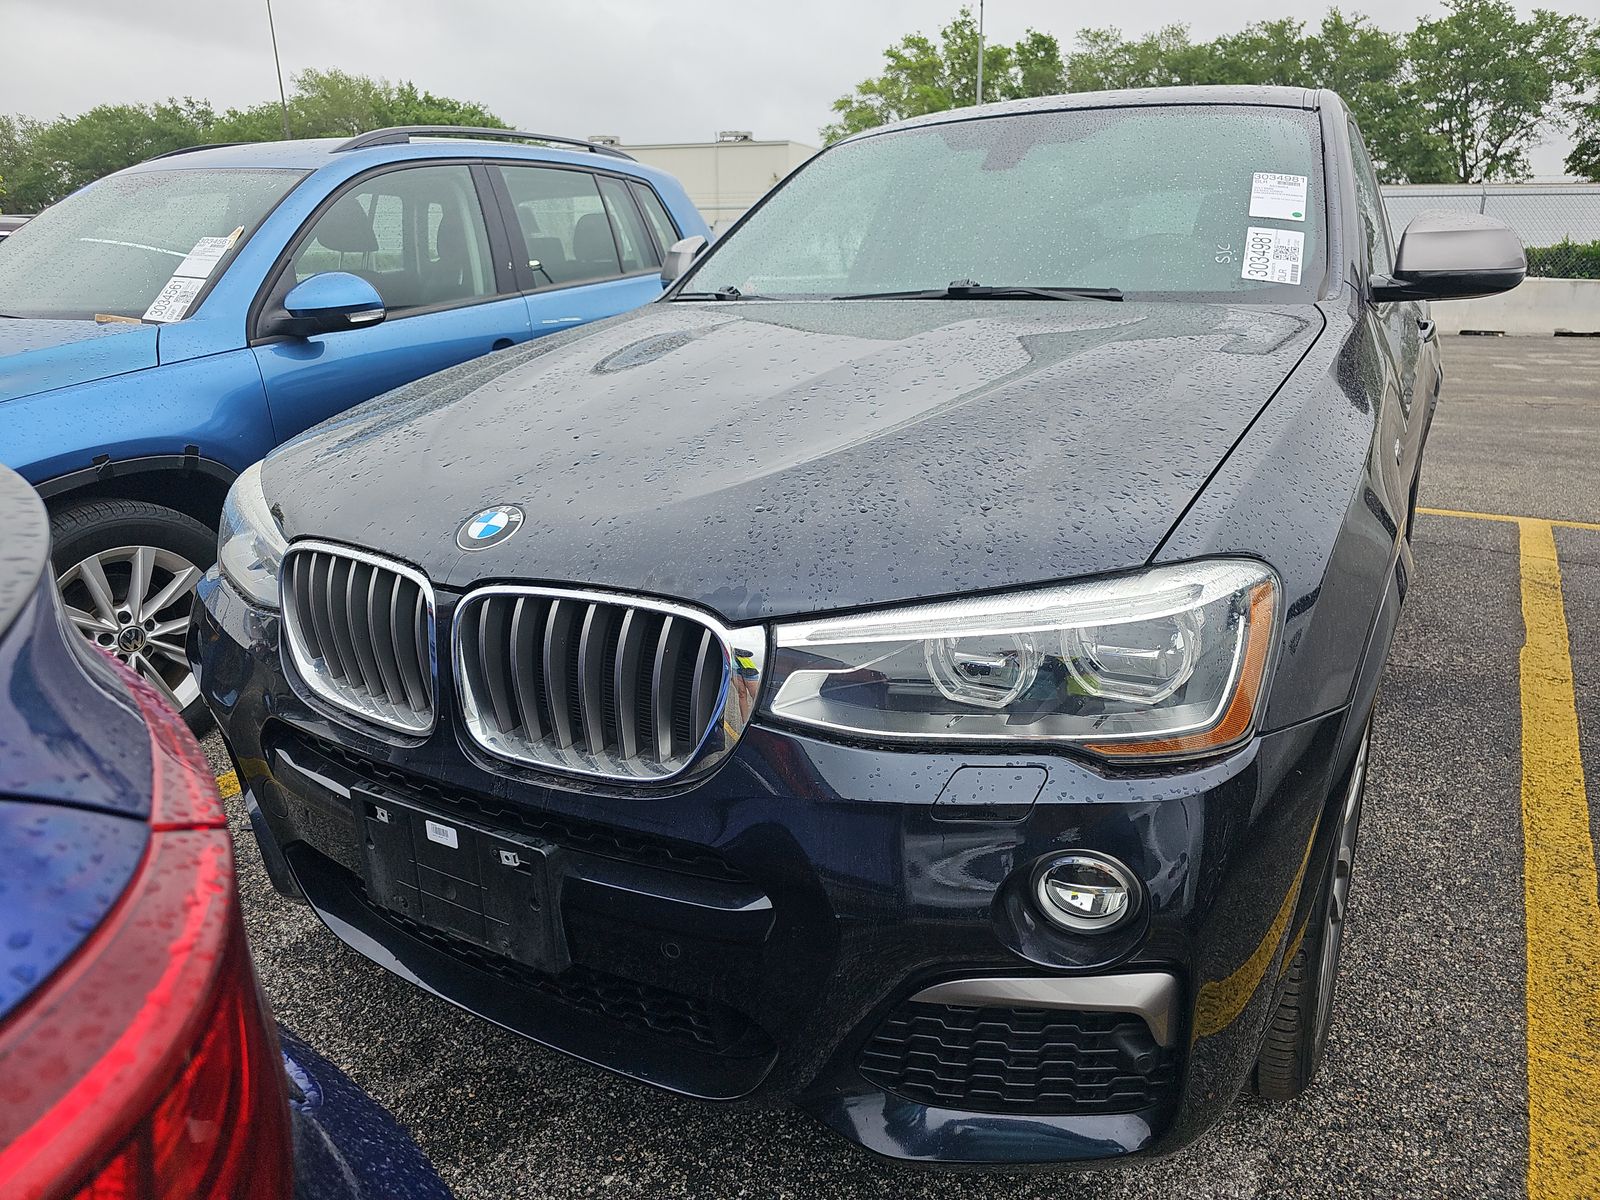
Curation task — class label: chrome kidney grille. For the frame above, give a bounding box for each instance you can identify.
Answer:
[453,586,766,782]
[280,542,436,734]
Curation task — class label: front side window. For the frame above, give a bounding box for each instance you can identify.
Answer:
[629,181,680,255]
[288,164,496,313]
[0,168,302,320]
[597,175,658,271]
[498,166,621,288]
[682,105,1328,302]
[1347,123,1394,275]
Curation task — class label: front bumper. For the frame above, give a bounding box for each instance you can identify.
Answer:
[193,570,1356,1167]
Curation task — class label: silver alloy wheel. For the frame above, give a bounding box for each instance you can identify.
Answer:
[58,544,203,712]
[1313,726,1369,1043]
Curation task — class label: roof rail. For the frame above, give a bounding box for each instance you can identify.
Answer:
[140,142,248,163]
[331,126,636,160]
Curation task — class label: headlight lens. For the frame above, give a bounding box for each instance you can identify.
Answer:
[217,461,287,609]
[765,559,1279,761]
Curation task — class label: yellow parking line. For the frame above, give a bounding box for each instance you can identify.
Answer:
[1421,506,1600,534]
[217,769,240,800]
[1518,519,1600,1197]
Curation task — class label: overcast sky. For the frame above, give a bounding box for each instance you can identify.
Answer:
[2,0,1587,175]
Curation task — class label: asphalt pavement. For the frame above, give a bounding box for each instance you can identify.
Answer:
[203,335,1600,1199]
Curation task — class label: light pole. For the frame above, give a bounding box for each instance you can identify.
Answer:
[266,0,290,140]
[972,0,985,107]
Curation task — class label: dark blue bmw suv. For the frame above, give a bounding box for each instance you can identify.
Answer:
[0,127,705,724]
[191,88,1524,1167]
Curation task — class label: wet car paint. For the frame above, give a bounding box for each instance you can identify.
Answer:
[280,1029,453,1200]
[261,299,1323,622]
[0,462,452,1197]
[194,578,1355,1164]
[196,87,1435,1166]
[0,800,147,1020]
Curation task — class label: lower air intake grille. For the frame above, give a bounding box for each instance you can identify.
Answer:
[859,1002,1177,1115]
[453,586,765,782]
[384,907,771,1058]
[280,543,435,734]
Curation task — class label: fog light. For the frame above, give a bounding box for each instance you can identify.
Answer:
[1032,852,1138,933]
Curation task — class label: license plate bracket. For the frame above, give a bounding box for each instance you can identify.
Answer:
[356,790,570,974]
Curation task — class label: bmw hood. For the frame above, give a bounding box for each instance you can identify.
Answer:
[264,299,1323,623]
[0,318,160,404]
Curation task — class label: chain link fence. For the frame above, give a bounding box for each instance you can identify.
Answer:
[1382,184,1600,279]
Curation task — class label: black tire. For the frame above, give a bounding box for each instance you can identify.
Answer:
[49,497,217,731]
[1252,728,1369,1100]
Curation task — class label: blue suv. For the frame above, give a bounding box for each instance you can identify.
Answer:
[0,126,706,721]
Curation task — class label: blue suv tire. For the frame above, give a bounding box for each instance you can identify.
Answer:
[49,497,215,727]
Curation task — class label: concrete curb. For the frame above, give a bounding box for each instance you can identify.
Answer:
[1433,277,1600,337]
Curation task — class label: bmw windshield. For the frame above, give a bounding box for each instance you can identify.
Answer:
[679,104,1327,303]
[0,168,303,320]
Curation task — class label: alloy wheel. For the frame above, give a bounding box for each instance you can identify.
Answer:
[58,544,203,713]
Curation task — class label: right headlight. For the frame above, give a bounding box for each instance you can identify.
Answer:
[217,460,287,609]
[764,559,1279,761]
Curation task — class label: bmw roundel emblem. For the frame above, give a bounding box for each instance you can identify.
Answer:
[457,505,525,550]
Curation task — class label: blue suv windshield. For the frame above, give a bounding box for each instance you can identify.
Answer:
[681,105,1327,303]
[0,168,304,321]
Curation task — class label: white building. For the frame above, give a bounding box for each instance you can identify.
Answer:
[592,132,818,235]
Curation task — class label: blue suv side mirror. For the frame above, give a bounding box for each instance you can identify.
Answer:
[267,272,387,339]
[660,235,709,288]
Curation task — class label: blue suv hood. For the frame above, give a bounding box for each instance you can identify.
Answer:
[0,319,160,404]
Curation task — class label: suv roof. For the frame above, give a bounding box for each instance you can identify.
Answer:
[845,85,1327,144]
[119,126,641,175]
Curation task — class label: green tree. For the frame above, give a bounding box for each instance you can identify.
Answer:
[1405,0,1587,182]
[821,7,1064,142]
[0,114,43,212]
[1301,11,1447,182]
[821,4,1591,184]
[1064,26,1212,91]
[215,68,507,141]
[1,70,507,210]
[1077,14,1441,181]
[1565,37,1600,180]
[1013,31,1068,99]
[1200,18,1311,86]
[2,99,217,212]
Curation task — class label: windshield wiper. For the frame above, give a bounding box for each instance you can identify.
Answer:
[672,285,754,300]
[834,279,1123,302]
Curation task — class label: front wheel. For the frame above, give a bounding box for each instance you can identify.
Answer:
[1252,725,1370,1100]
[50,498,216,728]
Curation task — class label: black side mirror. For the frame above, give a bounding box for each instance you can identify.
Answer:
[1370,210,1525,303]
[660,235,709,288]
[261,271,387,339]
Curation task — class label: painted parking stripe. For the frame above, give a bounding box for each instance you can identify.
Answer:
[1517,519,1600,1198]
[1420,505,1600,534]
[217,769,240,800]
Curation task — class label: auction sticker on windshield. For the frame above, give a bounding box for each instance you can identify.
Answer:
[173,233,237,280]
[1241,226,1304,284]
[142,226,244,323]
[1249,172,1308,221]
[142,275,205,323]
